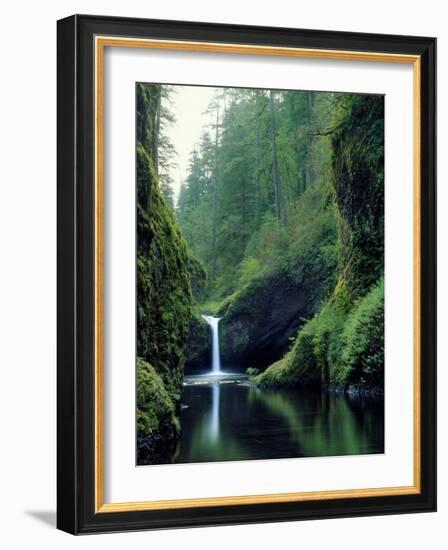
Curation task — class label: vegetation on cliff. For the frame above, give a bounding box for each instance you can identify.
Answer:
[136,358,180,464]
[216,180,337,368]
[134,83,385,467]
[136,83,192,463]
[178,89,340,371]
[136,83,385,458]
[256,95,384,389]
[255,278,384,388]
[177,89,384,390]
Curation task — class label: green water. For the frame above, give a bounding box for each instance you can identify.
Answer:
[173,378,384,464]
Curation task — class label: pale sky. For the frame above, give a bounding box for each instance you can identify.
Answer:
[164,85,217,200]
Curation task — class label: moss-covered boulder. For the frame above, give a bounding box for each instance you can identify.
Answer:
[218,271,308,369]
[218,217,338,369]
[256,277,350,386]
[136,358,180,464]
[257,278,384,389]
[136,83,192,462]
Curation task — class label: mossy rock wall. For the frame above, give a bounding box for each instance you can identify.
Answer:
[184,313,211,373]
[136,358,179,464]
[257,278,384,387]
[218,272,308,369]
[136,83,192,462]
[217,189,338,371]
[332,94,384,299]
[184,257,210,373]
[258,95,384,389]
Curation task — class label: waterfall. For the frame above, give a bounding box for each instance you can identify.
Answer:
[201,315,222,374]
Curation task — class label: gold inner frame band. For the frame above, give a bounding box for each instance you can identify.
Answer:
[94,35,422,513]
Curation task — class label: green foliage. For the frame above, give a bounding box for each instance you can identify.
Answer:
[254,356,290,385]
[258,274,384,389]
[136,358,181,464]
[334,278,384,386]
[136,358,177,437]
[246,367,260,378]
[177,88,334,300]
[194,298,224,316]
[188,256,208,301]
[136,83,157,153]
[136,83,192,400]
[136,84,193,462]
[214,178,338,368]
[331,94,384,299]
[145,83,385,394]
[239,257,262,286]
[258,95,385,389]
[256,277,350,386]
[160,180,175,208]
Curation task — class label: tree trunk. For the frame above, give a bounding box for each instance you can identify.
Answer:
[306,91,315,187]
[269,90,283,226]
[211,103,220,280]
[255,122,261,227]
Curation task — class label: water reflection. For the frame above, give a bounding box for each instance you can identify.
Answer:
[174,379,384,464]
[209,383,220,440]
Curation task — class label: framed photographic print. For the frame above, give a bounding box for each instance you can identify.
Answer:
[57,14,436,534]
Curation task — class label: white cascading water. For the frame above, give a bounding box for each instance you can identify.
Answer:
[201,315,222,374]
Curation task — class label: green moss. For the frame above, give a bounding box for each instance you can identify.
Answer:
[334,278,384,386]
[136,358,180,464]
[218,271,307,367]
[136,144,191,397]
[136,84,192,462]
[258,96,384,390]
[246,367,260,378]
[136,84,192,395]
[254,356,293,385]
[258,277,384,389]
[216,199,338,368]
[136,358,177,436]
[331,95,384,299]
[239,257,262,286]
[256,278,350,386]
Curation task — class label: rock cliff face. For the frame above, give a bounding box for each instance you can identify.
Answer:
[136,83,192,464]
[180,184,335,373]
[218,272,308,369]
[216,185,338,371]
[136,358,180,464]
[184,313,210,373]
[257,95,384,390]
[332,94,384,300]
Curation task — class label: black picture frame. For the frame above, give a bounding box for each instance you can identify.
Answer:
[57,14,436,535]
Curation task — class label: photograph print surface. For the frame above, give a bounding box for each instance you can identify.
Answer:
[136,83,385,466]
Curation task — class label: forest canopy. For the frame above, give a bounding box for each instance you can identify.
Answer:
[136,82,384,463]
[177,88,337,300]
